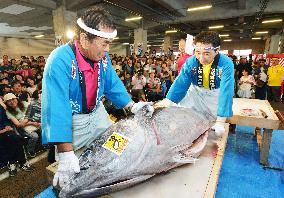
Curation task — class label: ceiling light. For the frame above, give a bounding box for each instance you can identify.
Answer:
[187,5,212,12]
[114,37,119,40]
[165,30,177,33]
[255,31,268,34]
[219,34,229,37]
[262,19,282,23]
[125,16,142,22]
[34,34,44,38]
[223,39,232,42]
[122,42,129,45]
[252,37,261,40]
[66,30,75,39]
[208,25,224,29]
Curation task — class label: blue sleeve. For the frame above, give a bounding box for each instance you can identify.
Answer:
[41,48,73,144]
[166,57,194,103]
[217,57,234,117]
[104,54,132,108]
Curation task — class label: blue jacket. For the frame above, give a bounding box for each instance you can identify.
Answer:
[167,54,234,117]
[42,44,131,144]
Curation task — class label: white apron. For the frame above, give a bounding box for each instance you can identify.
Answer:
[178,85,220,117]
[72,101,113,153]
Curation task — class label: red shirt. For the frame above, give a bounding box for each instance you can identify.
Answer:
[177,53,190,74]
[75,41,98,110]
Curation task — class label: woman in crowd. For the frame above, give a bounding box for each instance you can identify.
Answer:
[0,97,33,176]
[3,93,39,157]
[131,70,147,102]
[25,77,38,96]
[237,68,256,98]
[146,71,163,102]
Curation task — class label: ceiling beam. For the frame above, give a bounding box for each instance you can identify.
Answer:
[154,0,187,17]
[237,0,246,9]
[65,0,103,11]
[18,0,57,10]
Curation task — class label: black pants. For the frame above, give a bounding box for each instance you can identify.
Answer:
[267,86,281,102]
[255,85,267,100]
[147,91,164,102]
[0,131,26,165]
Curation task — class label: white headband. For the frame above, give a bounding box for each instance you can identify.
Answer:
[77,18,117,39]
[194,45,220,51]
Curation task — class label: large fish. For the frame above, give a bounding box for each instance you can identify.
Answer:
[59,106,215,198]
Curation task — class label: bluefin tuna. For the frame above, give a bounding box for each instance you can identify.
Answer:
[59,106,215,198]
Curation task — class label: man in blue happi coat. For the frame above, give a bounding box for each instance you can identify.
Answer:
[156,31,234,137]
[42,7,154,189]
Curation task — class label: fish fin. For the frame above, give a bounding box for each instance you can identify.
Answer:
[72,175,155,198]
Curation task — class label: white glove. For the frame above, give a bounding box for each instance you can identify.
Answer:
[211,117,226,137]
[211,122,225,137]
[53,151,80,188]
[131,102,154,117]
[154,98,173,108]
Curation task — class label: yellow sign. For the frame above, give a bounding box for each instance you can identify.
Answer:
[102,132,130,156]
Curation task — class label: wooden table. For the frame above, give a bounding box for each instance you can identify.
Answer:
[227,98,281,166]
[46,125,229,198]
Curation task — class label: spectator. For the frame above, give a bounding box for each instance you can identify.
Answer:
[3,93,39,158]
[131,70,147,102]
[236,55,252,80]
[35,72,43,84]
[25,90,41,123]
[177,39,190,74]
[237,68,255,98]
[124,59,134,76]
[0,84,11,97]
[1,55,9,66]
[11,81,31,102]
[147,71,163,102]
[253,59,268,100]
[267,57,284,102]
[13,74,25,84]
[26,77,38,96]
[123,72,132,89]
[0,100,34,176]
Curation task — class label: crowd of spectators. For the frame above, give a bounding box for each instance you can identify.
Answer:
[0,55,43,176]
[230,54,284,102]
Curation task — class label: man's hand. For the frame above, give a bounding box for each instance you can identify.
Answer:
[53,151,80,188]
[5,126,13,131]
[131,102,154,117]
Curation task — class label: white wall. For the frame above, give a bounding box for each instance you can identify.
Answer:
[109,44,128,56]
[0,37,129,59]
[0,37,55,58]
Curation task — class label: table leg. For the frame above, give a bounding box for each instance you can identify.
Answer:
[260,128,273,166]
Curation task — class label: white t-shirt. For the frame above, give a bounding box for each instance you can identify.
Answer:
[132,75,146,90]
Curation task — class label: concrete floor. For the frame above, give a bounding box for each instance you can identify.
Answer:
[0,153,50,198]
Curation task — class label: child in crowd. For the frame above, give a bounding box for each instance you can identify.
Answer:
[237,68,256,98]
